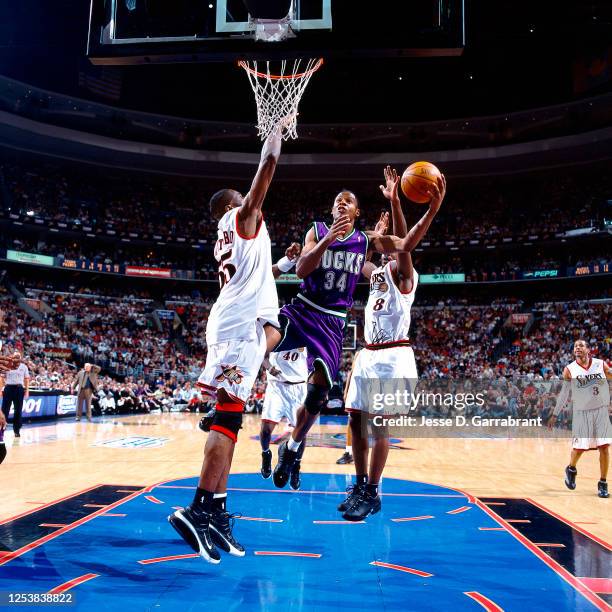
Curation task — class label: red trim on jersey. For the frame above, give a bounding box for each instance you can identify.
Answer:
[196,382,217,398]
[216,401,244,413]
[210,425,238,443]
[235,210,264,240]
[365,340,411,350]
[388,260,415,295]
[576,357,593,371]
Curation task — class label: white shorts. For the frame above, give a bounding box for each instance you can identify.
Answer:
[572,406,611,450]
[197,320,267,404]
[261,381,306,426]
[345,345,418,412]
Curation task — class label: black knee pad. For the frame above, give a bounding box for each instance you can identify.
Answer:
[304,383,328,415]
[198,407,216,432]
[211,410,243,442]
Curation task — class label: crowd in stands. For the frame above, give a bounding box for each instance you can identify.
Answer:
[1,157,609,426]
[0,164,612,280]
[505,300,611,377]
[4,273,609,424]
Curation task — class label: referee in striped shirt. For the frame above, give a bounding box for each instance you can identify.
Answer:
[1,351,30,438]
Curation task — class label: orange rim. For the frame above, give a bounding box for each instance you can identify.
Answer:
[237,58,324,81]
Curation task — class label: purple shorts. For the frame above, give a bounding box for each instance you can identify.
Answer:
[275,298,345,388]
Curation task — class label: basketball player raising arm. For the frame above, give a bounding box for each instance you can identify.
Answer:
[341,166,421,520]
[168,120,291,565]
[268,169,445,489]
[295,174,444,280]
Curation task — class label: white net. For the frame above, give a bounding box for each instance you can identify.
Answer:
[238,58,323,141]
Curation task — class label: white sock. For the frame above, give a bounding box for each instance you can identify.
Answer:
[287,437,302,452]
[345,446,352,454]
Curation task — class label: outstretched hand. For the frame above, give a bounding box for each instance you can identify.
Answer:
[426,174,446,213]
[379,165,400,202]
[273,112,298,136]
[374,211,390,235]
[285,242,301,261]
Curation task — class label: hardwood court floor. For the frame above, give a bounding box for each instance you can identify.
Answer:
[2,413,609,542]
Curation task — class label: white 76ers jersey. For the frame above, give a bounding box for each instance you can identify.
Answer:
[206,207,279,343]
[365,262,418,345]
[567,358,609,412]
[267,348,308,384]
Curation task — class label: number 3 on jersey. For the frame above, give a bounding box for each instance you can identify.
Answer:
[218,250,236,288]
[324,271,347,292]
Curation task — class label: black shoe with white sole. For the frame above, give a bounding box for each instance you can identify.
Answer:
[210,510,246,557]
[168,505,221,564]
[598,480,609,498]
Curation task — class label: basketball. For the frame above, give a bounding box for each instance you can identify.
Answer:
[401,161,442,204]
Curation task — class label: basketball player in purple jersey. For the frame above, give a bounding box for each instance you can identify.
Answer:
[266,172,446,487]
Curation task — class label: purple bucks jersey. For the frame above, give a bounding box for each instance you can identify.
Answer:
[297,221,368,318]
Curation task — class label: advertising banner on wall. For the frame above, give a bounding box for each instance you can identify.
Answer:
[3,393,78,420]
[44,347,73,359]
[419,273,466,284]
[57,395,78,416]
[125,266,172,278]
[11,395,58,419]
[7,250,54,266]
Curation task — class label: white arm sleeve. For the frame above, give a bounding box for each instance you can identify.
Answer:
[553,380,571,416]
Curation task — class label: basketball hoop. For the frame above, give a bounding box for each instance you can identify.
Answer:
[250,16,295,43]
[238,58,323,141]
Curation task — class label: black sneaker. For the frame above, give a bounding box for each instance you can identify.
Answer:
[168,505,221,564]
[210,510,246,557]
[565,465,577,490]
[337,484,365,512]
[261,449,273,479]
[290,461,301,491]
[598,480,609,498]
[273,440,298,489]
[336,451,353,465]
[342,490,381,522]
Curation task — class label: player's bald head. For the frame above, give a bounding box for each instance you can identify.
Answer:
[210,189,241,219]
